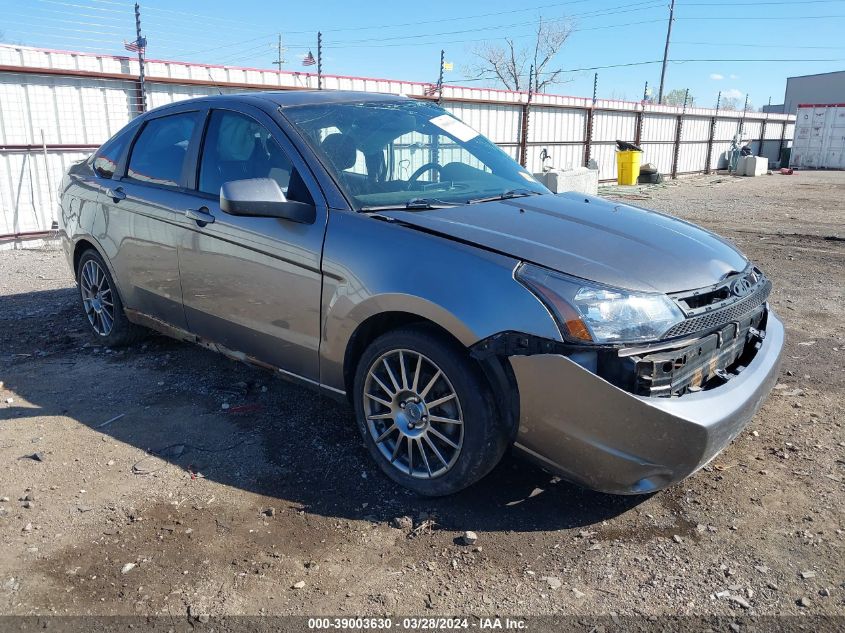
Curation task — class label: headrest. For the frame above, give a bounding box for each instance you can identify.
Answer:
[320,133,356,171]
[217,115,258,161]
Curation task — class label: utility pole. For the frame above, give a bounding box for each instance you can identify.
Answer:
[643,80,649,103]
[317,31,323,90]
[272,33,285,70]
[436,49,445,105]
[592,72,598,102]
[134,2,146,113]
[658,0,675,104]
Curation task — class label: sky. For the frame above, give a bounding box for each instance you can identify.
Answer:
[2,0,845,109]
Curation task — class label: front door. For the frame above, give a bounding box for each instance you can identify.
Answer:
[178,105,327,382]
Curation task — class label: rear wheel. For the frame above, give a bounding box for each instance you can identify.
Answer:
[76,249,145,347]
[353,326,508,496]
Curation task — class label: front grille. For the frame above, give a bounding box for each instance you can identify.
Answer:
[662,279,771,338]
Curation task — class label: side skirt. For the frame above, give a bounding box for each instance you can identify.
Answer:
[124,308,347,403]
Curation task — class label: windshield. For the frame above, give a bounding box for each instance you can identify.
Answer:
[283,99,549,210]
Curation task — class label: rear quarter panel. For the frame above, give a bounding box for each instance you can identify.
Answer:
[59,160,108,277]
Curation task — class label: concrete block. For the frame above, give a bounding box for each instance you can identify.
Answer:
[738,155,768,177]
[534,167,598,195]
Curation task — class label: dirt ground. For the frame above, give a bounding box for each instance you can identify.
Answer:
[0,171,843,621]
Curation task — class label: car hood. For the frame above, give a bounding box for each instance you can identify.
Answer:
[383,192,748,293]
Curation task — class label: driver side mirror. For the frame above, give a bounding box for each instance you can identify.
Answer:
[220,178,315,224]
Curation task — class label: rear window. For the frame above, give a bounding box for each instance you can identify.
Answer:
[127,112,200,187]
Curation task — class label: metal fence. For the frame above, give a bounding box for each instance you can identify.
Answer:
[0,44,795,236]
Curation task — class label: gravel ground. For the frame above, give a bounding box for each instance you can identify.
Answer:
[0,171,843,622]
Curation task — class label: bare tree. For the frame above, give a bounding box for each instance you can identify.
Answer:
[720,97,740,111]
[662,89,695,107]
[467,18,572,92]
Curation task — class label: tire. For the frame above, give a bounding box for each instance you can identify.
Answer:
[76,249,145,347]
[352,326,509,496]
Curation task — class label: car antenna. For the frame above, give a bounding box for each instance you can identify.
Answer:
[206,69,223,95]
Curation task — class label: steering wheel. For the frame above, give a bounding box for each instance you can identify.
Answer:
[407,162,443,189]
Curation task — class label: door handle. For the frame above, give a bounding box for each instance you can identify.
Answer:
[186,206,215,225]
[105,186,126,202]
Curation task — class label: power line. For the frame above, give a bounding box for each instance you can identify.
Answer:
[321,2,666,46]
[99,0,659,36]
[462,56,843,82]
[132,0,609,35]
[151,6,662,57]
[316,19,667,50]
[315,4,843,48]
[682,0,845,4]
[674,40,845,49]
[2,20,131,37]
[678,13,845,19]
[3,7,129,26]
[170,34,282,58]
[2,30,128,46]
[672,57,842,62]
[32,0,128,15]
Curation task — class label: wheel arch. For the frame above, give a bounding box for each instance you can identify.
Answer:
[72,237,98,275]
[71,236,127,300]
[341,310,520,441]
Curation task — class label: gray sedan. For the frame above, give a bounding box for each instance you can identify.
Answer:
[59,91,783,496]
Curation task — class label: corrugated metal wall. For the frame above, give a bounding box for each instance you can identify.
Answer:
[791,105,845,169]
[0,44,795,235]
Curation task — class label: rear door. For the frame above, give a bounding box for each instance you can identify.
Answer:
[178,104,328,382]
[103,106,206,329]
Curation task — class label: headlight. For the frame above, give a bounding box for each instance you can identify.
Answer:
[516,263,685,344]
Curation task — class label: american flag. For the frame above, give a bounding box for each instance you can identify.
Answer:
[302,51,316,67]
[124,37,146,53]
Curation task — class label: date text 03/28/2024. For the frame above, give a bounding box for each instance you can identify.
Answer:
[307,617,527,630]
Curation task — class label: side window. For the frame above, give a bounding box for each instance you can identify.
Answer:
[92,126,134,179]
[199,110,313,204]
[127,111,199,187]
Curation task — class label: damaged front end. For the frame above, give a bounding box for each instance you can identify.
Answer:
[471,264,783,494]
[498,263,773,399]
[621,267,771,397]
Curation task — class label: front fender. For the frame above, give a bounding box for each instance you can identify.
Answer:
[319,210,561,390]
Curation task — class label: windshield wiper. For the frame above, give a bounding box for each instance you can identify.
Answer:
[467,189,543,204]
[360,198,459,212]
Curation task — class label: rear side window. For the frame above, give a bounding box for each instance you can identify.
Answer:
[92,126,134,179]
[127,112,200,187]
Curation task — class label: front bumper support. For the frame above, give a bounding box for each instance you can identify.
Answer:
[509,312,785,494]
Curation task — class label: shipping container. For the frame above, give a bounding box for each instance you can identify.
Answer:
[791,104,845,169]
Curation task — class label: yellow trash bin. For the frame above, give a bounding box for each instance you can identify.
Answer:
[616,150,642,186]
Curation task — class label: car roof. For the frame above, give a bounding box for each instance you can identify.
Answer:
[152,90,409,113]
[259,90,410,107]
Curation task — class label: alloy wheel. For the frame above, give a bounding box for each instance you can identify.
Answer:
[79,259,115,336]
[363,349,464,479]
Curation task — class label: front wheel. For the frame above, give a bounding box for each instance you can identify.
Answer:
[352,327,509,496]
